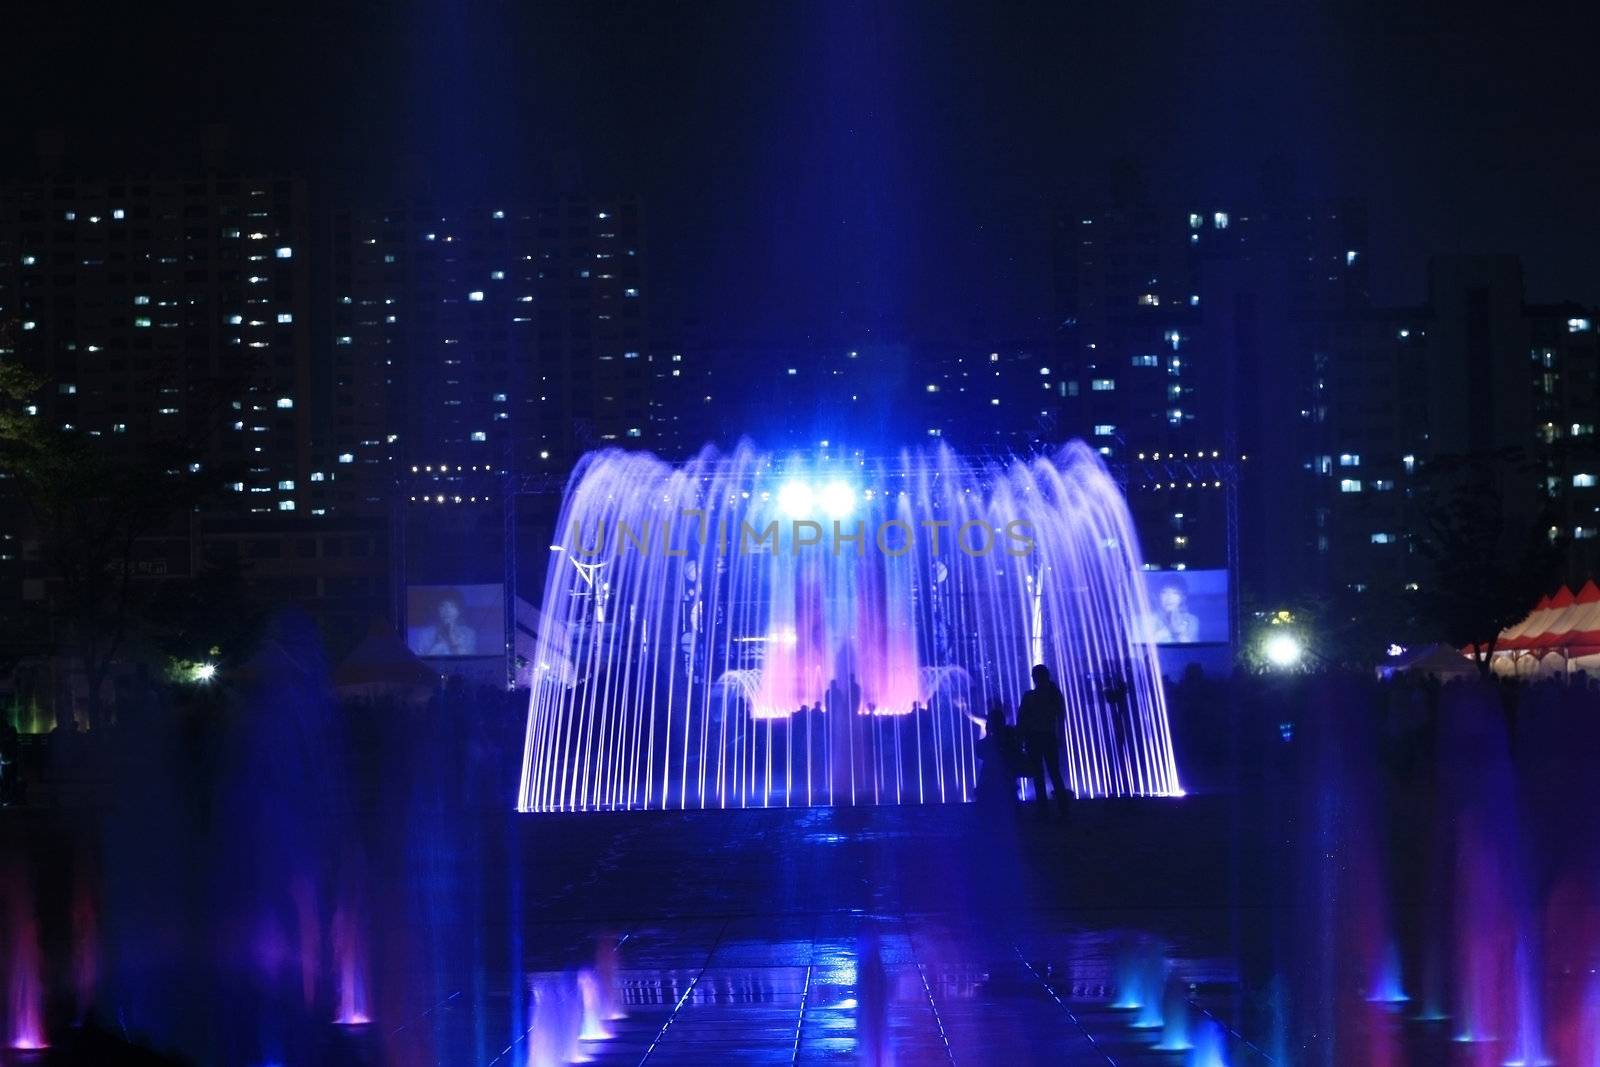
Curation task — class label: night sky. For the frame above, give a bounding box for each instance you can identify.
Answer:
[9,0,1600,342]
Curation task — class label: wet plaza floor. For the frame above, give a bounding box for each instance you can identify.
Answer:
[7,744,1598,1065]
[294,801,1490,1065]
[323,801,1262,1065]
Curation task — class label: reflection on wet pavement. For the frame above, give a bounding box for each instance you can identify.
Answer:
[360,914,1249,1065]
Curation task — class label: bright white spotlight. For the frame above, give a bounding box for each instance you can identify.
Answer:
[817,479,856,520]
[1264,633,1302,669]
[191,662,217,683]
[777,480,814,518]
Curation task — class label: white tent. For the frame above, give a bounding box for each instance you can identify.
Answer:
[1379,642,1479,682]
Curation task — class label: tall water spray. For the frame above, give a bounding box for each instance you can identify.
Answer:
[519,442,1182,811]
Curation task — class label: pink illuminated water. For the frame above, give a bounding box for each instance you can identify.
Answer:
[520,442,1181,811]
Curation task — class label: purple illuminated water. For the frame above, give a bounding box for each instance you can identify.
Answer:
[332,902,370,1026]
[5,877,46,1051]
[520,442,1181,811]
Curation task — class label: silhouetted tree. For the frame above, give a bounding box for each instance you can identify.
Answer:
[1412,449,1561,676]
[0,361,237,725]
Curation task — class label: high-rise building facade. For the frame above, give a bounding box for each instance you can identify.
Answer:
[325,196,649,513]
[0,173,318,615]
[1054,201,1600,612]
[1053,195,1370,584]
[0,174,315,509]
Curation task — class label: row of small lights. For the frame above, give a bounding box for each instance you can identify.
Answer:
[1135,451,1239,460]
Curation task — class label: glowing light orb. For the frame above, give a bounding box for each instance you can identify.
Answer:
[1264,633,1302,669]
[777,480,814,518]
[817,479,856,520]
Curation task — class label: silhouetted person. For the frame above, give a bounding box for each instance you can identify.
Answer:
[0,720,19,805]
[1018,664,1069,813]
[974,701,1022,805]
[1103,664,1132,777]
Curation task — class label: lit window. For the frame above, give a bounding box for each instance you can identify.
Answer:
[336,336,352,345]
[134,295,150,305]
[471,431,487,442]
[1340,479,1363,493]
[627,427,642,438]
[338,453,354,463]
[277,480,295,491]
[278,500,295,511]
[1371,532,1395,544]
[276,397,294,409]
[493,393,507,402]
[1578,527,1598,540]
[624,288,639,297]
[1188,213,1203,229]
[112,422,127,433]
[491,270,505,280]
[1574,473,1597,488]
[310,472,325,482]
[1090,378,1115,391]
[925,383,940,393]
[1138,293,1160,306]
[134,317,152,328]
[1346,250,1359,266]
[59,383,77,395]
[112,209,124,219]
[21,254,36,266]
[275,247,292,259]
[1132,354,1159,367]
[1372,480,1394,491]
[1213,212,1229,229]
[1402,455,1416,472]
[1569,318,1592,333]
[277,312,293,324]
[1339,453,1360,467]
[468,290,484,302]
[1093,424,1115,436]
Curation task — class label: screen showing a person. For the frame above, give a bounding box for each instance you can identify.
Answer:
[1139,569,1228,644]
[407,584,504,658]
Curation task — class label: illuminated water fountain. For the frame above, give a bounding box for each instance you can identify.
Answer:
[519,442,1181,811]
[4,875,46,1052]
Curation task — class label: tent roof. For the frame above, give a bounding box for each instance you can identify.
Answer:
[1392,642,1478,677]
[333,621,440,690]
[1495,580,1600,653]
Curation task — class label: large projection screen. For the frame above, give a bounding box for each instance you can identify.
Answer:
[407,583,505,658]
